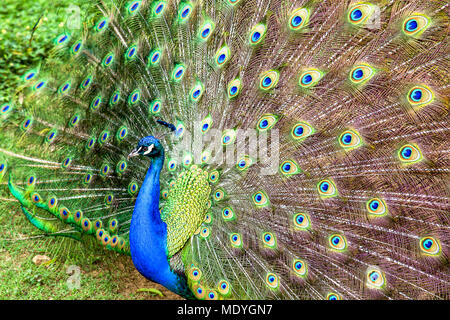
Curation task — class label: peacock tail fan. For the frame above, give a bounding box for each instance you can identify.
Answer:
[0,0,449,299]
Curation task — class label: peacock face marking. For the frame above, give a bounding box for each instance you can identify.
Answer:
[128,136,163,159]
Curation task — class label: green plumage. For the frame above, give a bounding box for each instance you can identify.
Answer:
[0,0,449,300]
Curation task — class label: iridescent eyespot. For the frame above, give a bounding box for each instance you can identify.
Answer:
[95,18,108,32]
[257,114,278,131]
[329,234,347,251]
[81,218,92,232]
[31,192,41,203]
[126,1,141,14]
[80,76,92,90]
[116,126,128,141]
[280,160,300,176]
[193,284,206,299]
[100,163,110,176]
[347,3,375,25]
[200,114,213,134]
[209,170,219,183]
[217,280,230,295]
[152,1,166,17]
[74,210,83,223]
[249,23,266,45]
[149,99,162,115]
[101,232,111,246]
[205,290,218,300]
[0,103,12,116]
[58,81,71,95]
[54,33,70,46]
[23,70,37,82]
[402,14,430,36]
[70,40,83,55]
[33,80,47,91]
[419,236,441,256]
[197,152,209,167]
[110,90,121,106]
[86,137,96,150]
[48,196,57,209]
[318,179,338,198]
[349,64,375,84]
[407,85,434,109]
[228,0,242,6]
[236,156,252,171]
[98,130,110,145]
[199,21,215,41]
[262,232,277,248]
[116,160,127,174]
[338,129,363,150]
[214,188,226,201]
[215,46,231,67]
[293,213,310,230]
[259,70,279,91]
[366,267,386,289]
[366,198,387,216]
[299,69,323,88]
[293,259,307,277]
[230,233,242,247]
[176,121,185,138]
[327,293,341,300]
[288,8,310,31]
[84,173,93,184]
[204,213,213,224]
[252,190,269,207]
[172,64,185,82]
[90,96,102,111]
[26,175,36,187]
[183,153,192,167]
[110,235,119,247]
[102,53,114,67]
[59,207,70,220]
[222,129,236,145]
[108,218,119,232]
[62,157,72,169]
[128,181,139,195]
[200,227,210,238]
[189,267,202,281]
[227,79,242,98]
[190,83,204,102]
[21,117,33,131]
[0,162,6,175]
[125,45,138,61]
[265,273,279,289]
[104,193,114,205]
[222,207,235,221]
[178,3,193,22]
[45,129,57,143]
[96,229,105,241]
[128,89,141,105]
[167,159,177,172]
[398,143,423,164]
[94,219,103,231]
[148,49,162,66]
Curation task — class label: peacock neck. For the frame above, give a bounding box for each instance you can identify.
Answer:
[129,151,191,298]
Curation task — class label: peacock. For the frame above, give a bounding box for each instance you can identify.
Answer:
[0,0,449,300]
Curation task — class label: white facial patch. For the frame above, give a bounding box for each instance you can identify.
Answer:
[142,144,154,155]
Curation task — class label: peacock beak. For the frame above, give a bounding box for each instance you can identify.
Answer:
[127,147,140,160]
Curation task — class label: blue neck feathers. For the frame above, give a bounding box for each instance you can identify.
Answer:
[129,151,192,298]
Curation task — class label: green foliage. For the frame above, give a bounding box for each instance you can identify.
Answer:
[0,0,87,103]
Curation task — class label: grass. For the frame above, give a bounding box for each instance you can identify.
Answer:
[0,0,182,300]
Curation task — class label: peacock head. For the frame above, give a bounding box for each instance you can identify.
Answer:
[128,136,164,159]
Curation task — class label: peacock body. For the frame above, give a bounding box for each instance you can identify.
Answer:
[0,0,449,300]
